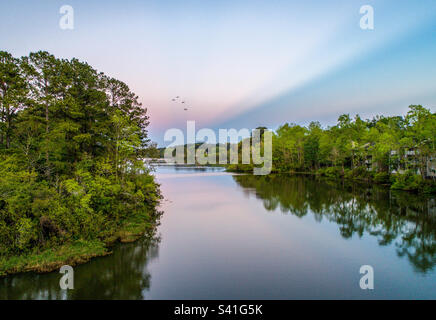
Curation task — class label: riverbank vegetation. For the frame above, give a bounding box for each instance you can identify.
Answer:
[228,105,436,193]
[0,51,161,275]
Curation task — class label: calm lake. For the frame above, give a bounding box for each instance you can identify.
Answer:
[1,166,436,299]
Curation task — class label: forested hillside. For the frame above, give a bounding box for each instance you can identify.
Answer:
[0,51,160,274]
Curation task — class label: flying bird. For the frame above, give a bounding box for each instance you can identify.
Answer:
[172,96,190,110]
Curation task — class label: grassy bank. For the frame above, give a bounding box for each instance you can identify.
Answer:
[0,211,160,276]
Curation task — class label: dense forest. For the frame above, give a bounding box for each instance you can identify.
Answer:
[227,105,436,193]
[0,51,161,274]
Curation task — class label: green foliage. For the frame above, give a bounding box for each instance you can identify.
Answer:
[264,107,436,193]
[0,51,161,260]
[318,166,343,179]
[0,239,108,276]
[226,163,254,173]
[391,171,425,192]
[224,106,435,193]
[373,172,390,184]
[343,167,374,181]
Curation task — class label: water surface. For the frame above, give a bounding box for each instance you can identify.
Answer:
[1,166,436,299]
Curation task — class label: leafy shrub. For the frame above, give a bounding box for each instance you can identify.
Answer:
[391,171,424,192]
[373,172,390,184]
[226,164,254,172]
[343,167,371,181]
[319,167,343,179]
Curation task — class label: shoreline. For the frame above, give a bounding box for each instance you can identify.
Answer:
[225,167,436,194]
[0,214,160,277]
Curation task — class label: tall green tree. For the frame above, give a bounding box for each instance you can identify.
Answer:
[0,51,27,149]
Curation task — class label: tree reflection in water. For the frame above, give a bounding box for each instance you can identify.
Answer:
[233,174,436,274]
[0,234,161,299]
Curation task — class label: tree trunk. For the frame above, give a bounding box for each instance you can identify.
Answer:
[0,87,6,147]
[0,102,4,146]
[5,104,10,149]
[44,80,50,179]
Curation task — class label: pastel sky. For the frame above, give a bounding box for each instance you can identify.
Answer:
[1,0,436,145]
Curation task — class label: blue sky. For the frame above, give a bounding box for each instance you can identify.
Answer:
[1,0,435,145]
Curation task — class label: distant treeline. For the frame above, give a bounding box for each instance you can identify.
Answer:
[155,105,435,193]
[155,142,235,162]
[228,105,436,193]
[0,51,160,273]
